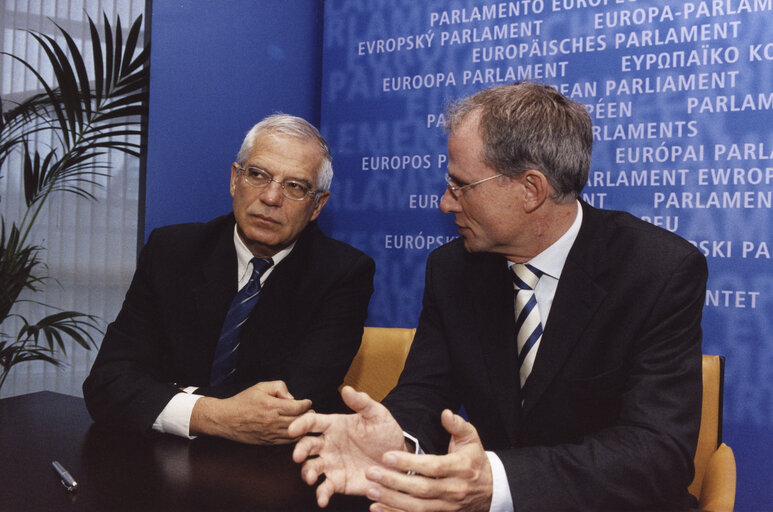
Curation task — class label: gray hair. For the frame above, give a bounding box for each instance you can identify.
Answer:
[446,82,592,200]
[237,113,334,192]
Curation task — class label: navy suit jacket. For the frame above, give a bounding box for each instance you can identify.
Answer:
[383,202,706,511]
[84,214,375,432]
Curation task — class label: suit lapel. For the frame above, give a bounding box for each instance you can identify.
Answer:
[244,251,303,347]
[521,203,608,411]
[239,224,312,357]
[467,252,521,445]
[192,220,238,354]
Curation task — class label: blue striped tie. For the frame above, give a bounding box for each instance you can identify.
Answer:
[210,257,273,387]
[511,263,543,388]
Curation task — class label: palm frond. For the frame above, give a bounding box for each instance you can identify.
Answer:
[103,13,115,99]
[52,21,93,118]
[121,15,143,77]
[1,91,52,136]
[0,340,61,367]
[17,310,100,352]
[27,31,85,136]
[2,13,149,195]
[0,12,149,388]
[22,143,58,206]
[0,219,44,320]
[0,340,61,391]
[0,53,69,145]
[21,143,113,206]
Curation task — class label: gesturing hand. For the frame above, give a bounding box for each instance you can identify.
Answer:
[364,409,493,512]
[289,386,406,508]
[191,380,312,445]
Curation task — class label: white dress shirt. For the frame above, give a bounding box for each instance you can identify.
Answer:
[151,225,294,438]
[487,201,583,512]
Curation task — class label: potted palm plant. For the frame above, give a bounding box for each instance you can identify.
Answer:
[0,13,149,391]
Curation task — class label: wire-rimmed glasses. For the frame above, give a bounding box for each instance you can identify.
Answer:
[236,165,317,201]
[444,173,504,198]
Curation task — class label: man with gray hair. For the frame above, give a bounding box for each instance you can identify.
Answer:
[84,114,375,445]
[290,83,706,511]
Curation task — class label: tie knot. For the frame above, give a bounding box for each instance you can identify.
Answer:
[511,263,542,291]
[250,257,273,279]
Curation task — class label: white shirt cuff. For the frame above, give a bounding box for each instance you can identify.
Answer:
[152,389,202,439]
[403,431,422,454]
[486,451,514,512]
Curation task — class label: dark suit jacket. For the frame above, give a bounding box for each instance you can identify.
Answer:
[383,202,707,511]
[83,214,375,432]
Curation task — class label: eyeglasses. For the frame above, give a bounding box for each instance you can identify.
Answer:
[444,173,504,198]
[236,165,317,201]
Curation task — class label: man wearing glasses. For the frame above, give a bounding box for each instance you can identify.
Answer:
[290,83,706,511]
[84,114,374,445]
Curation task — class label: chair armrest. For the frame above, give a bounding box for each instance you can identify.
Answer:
[698,443,736,512]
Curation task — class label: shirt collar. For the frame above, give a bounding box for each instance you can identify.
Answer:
[233,225,295,283]
[515,200,583,280]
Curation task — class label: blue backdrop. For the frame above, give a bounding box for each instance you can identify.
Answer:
[319,1,772,510]
[144,0,323,236]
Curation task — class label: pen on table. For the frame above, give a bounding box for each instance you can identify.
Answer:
[52,460,78,492]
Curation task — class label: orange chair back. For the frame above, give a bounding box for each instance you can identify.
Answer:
[689,355,724,499]
[342,327,415,402]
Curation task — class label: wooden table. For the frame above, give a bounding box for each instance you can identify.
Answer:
[0,391,369,511]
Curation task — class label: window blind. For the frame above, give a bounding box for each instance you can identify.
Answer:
[0,0,146,398]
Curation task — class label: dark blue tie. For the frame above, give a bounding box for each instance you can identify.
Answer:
[210,257,273,386]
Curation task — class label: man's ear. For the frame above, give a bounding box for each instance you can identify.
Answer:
[310,191,330,220]
[230,163,239,197]
[521,169,549,213]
